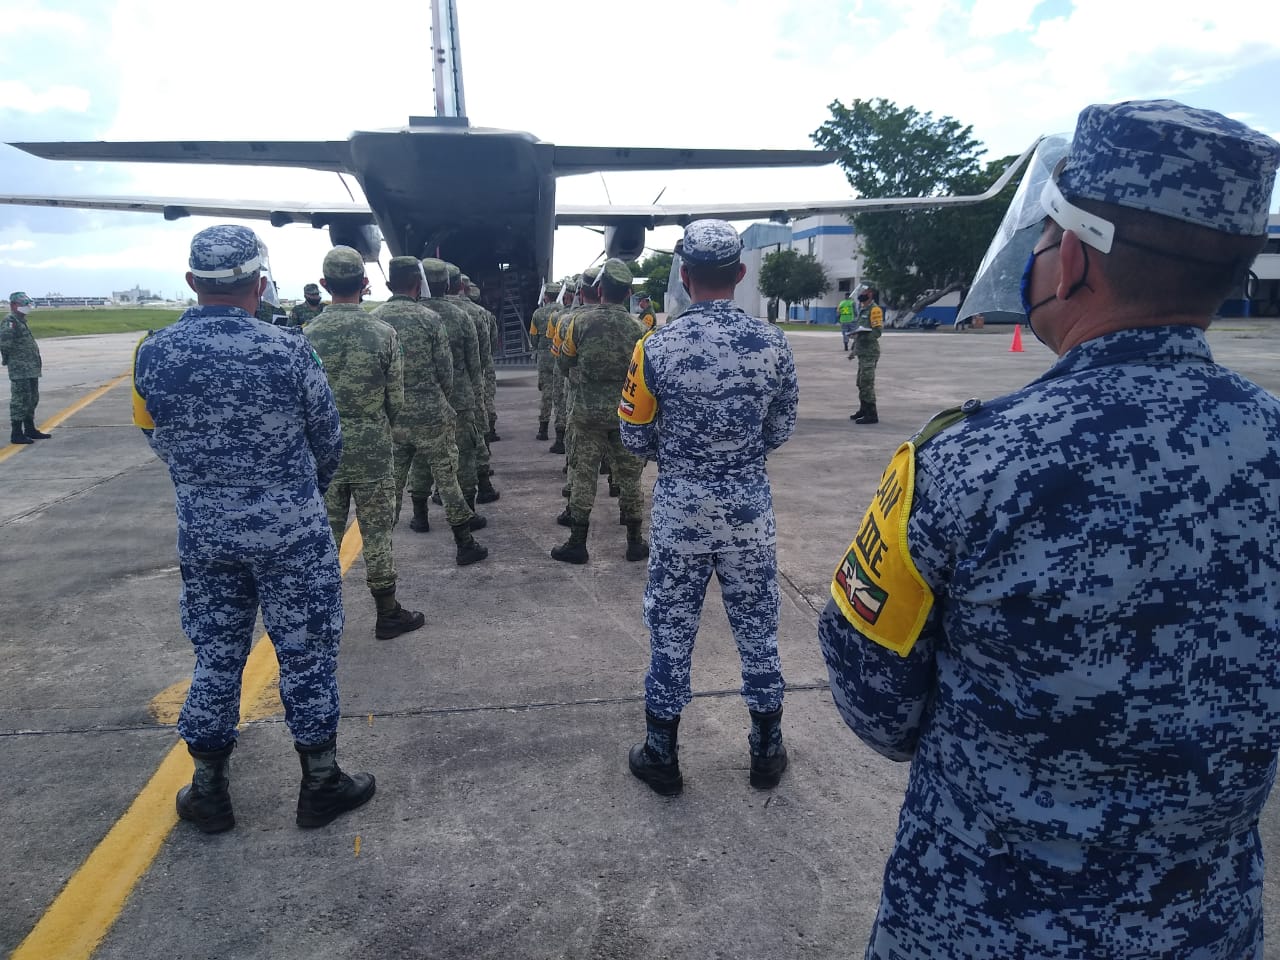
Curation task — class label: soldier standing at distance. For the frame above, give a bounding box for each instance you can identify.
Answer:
[133,224,373,832]
[551,259,648,564]
[304,247,425,640]
[289,283,326,326]
[373,257,487,565]
[447,264,500,503]
[2,292,50,445]
[420,258,488,519]
[847,286,884,423]
[546,282,575,454]
[620,220,798,797]
[528,281,562,440]
[464,276,502,443]
[636,293,657,331]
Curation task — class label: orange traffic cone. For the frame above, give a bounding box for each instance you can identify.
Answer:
[1009,324,1024,353]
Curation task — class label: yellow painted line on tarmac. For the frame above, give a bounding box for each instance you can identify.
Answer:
[0,372,131,465]
[12,523,365,960]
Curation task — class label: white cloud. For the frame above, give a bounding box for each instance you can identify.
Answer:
[0,81,90,114]
[0,8,86,39]
[0,239,35,252]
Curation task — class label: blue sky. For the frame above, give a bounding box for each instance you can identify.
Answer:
[1,0,1278,300]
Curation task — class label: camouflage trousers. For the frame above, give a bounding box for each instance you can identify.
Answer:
[325,478,397,592]
[867,802,1262,959]
[855,352,879,407]
[176,522,344,752]
[537,354,561,425]
[8,377,38,420]
[453,408,481,495]
[568,420,643,521]
[551,371,567,430]
[485,369,497,425]
[394,421,473,527]
[642,540,783,720]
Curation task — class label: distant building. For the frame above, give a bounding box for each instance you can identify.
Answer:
[33,295,111,307]
[735,215,865,323]
[112,285,158,304]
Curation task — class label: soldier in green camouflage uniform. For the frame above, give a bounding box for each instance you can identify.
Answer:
[289,283,326,326]
[303,247,425,639]
[546,283,575,453]
[446,264,500,503]
[464,276,502,442]
[2,292,50,445]
[420,259,487,514]
[551,259,648,564]
[373,258,487,566]
[847,286,884,424]
[528,281,561,440]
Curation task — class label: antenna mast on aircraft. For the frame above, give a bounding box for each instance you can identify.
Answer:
[431,0,468,121]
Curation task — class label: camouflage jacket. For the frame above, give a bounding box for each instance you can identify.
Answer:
[619,299,798,552]
[371,295,454,432]
[819,325,1280,889]
[852,300,884,356]
[422,295,481,411]
[453,295,494,385]
[303,303,403,483]
[289,301,326,326]
[255,301,288,326]
[0,312,41,378]
[529,302,557,356]
[560,302,644,425]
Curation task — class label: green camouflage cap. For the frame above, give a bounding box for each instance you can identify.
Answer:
[445,262,461,283]
[581,266,600,283]
[8,291,33,305]
[302,283,320,295]
[388,256,423,289]
[600,258,633,285]
[322,246,365,281]
[545,281,561,294]
[420,257,449,285]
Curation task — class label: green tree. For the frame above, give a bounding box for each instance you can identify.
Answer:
[634,251,673,311]
[758,248,830,320]
[812,97,1016,308]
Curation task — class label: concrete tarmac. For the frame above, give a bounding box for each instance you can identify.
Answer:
[5,322,1280,959]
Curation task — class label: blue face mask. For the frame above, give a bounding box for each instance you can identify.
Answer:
[1019,241,1060,319]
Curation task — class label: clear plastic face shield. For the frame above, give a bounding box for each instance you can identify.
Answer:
[417,262,433,300]
[957,135,1079,324]
[536,280,547,307]
[664,248,692,320]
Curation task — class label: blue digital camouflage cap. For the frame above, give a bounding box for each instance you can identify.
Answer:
[677,219,743,266]
[420,258,449,285]
[1057,99,1280,236]
[322,246,366,280]
[188,225,263,283]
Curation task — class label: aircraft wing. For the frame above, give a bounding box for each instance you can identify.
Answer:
[554,138,1042,226]
[10,140,354,173]
[552,146,835,174]
[0,193,374,226]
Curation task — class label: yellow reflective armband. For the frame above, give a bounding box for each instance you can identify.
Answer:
[829,441,932,656]
[131,333,155,430]
[618,338,657,424]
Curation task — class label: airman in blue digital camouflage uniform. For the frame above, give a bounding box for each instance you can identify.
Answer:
[620,219,798,796]
[819,100,1280,959]
[133,225,374,833]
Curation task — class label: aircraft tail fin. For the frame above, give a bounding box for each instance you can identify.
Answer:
[432,0,467,120]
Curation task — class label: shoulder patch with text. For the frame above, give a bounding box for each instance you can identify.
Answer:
[830,441,933,656]
[618,339,657,424]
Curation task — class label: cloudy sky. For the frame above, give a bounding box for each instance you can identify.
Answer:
[1,0,1279,301]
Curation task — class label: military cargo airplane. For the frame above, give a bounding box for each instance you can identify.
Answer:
[0,0,1036,357]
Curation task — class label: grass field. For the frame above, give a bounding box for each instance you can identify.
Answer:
[23,308,184,339]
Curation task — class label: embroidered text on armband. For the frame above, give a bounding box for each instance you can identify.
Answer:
[829,441,933,656]
[618,339,656,424]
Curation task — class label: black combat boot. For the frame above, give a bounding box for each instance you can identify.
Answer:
[476,473,501,504]
[463,493,487,530]
[295,737,376,828]
[371,585,426,640]
[550,517,589,564]
[408,496,430,533]
[853,404,879,425]
[486,413,500,442]
[450,520,489,565]
[624,519,649,562]
[536,420,549,441]
[549,427,566,454]
[556,506,573,527]
[748,707,789,789]
[10,420,32,445]
[628,711,682,796]
[176,742,236,834]
[848,407,863,421]
[23,418,50,439]
[430,487,443,505]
